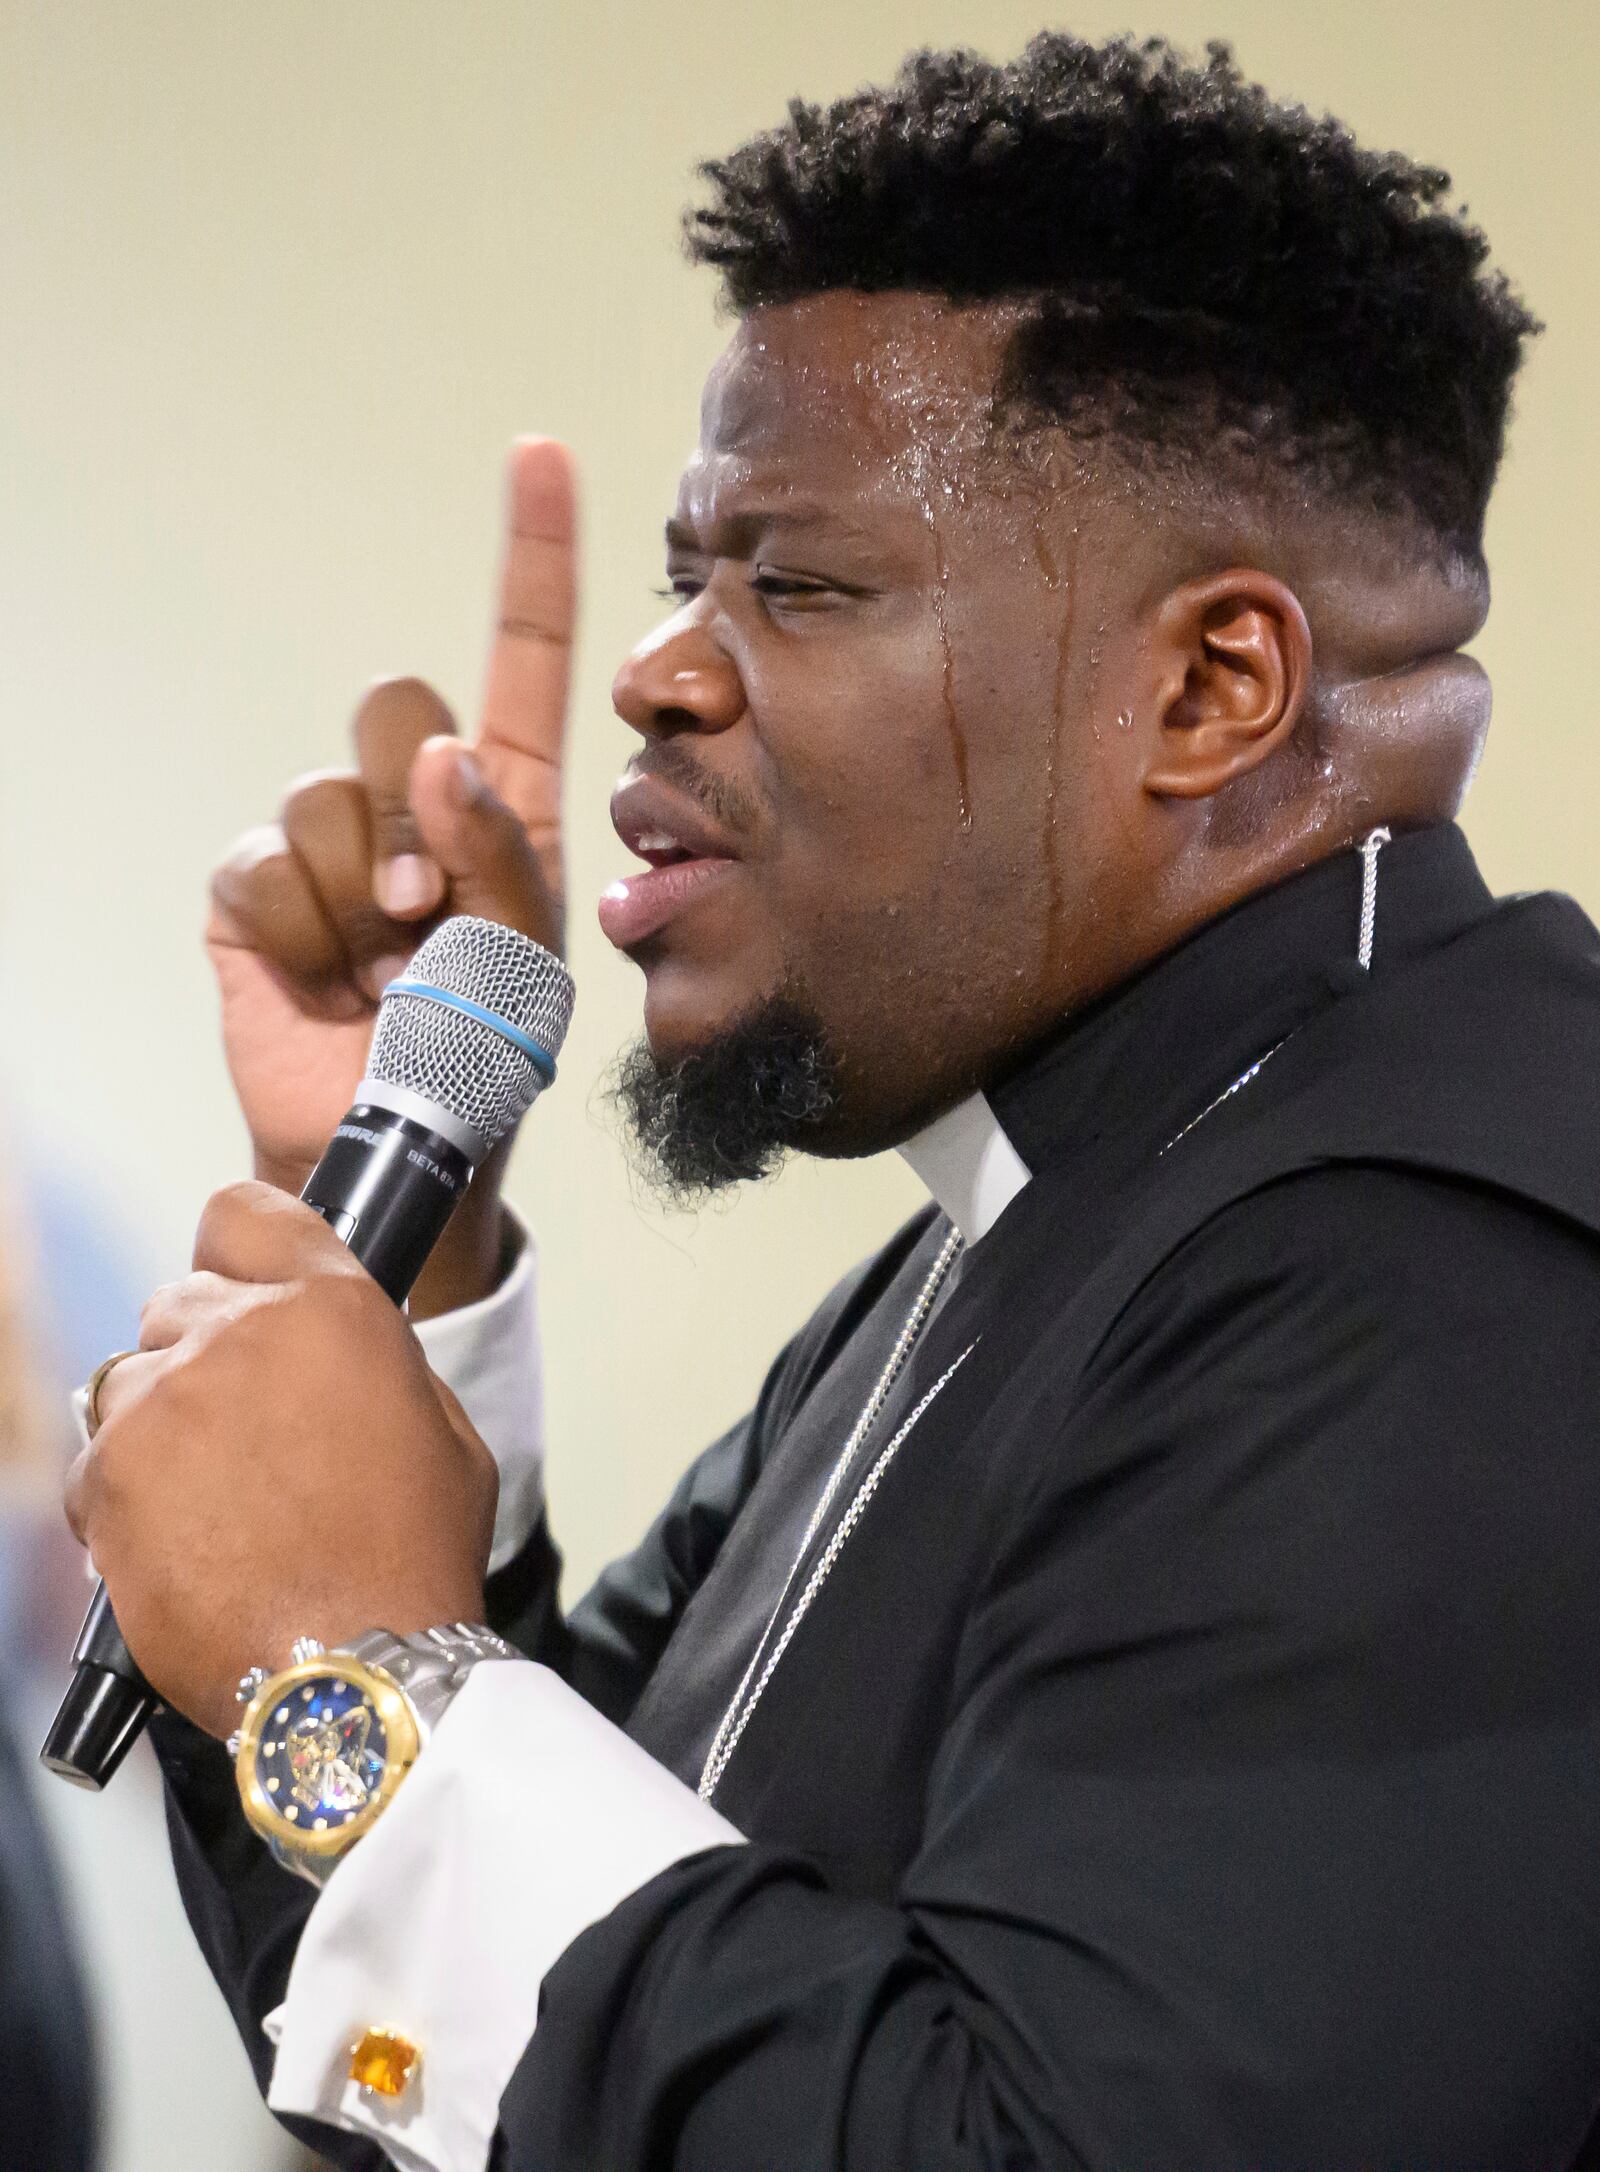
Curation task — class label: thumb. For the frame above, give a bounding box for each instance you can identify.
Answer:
[408,736,564,954]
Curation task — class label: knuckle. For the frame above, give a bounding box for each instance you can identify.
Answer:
[210,826,294,915]
[467,1429,499,1496]
[63,1448,93,1535]
[139,1280,174,1323]
[210,829,336,975]
[370,672,442,709]
[192,1180,259,1266]
[292,1261,380,1333]
[201,1181,251,1233]
[85,1423,134,1512]
[354,681,456,819]
[214,1297,273,1364]
[281,767,359,817]
[195,1284,254,1346]
[368,777,418,825]
[282,773,372,860]
[339,906,405,961]
[138,1283,178,1341]
[216,821,292,881]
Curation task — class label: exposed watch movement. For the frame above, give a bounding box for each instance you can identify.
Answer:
[234,1648,419,1864]
[231,1624,515,1884]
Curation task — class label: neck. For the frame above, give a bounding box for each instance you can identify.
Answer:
[893,824,1468,1246]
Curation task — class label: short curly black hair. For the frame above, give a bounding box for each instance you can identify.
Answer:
[685,35,1538,560]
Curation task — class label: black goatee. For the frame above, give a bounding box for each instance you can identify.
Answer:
[605,998,841,1204]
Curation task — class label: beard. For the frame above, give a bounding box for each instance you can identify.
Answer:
[605,997,842,1204]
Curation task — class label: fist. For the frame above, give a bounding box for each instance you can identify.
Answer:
[65,1183,498,1738]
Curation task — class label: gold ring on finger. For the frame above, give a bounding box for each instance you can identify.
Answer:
[84,1350,139,1441]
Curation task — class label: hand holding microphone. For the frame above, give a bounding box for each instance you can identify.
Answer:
[43,438,583,1777]
[48,914,573,1765]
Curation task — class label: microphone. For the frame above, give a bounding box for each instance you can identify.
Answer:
[40,914,575,1791]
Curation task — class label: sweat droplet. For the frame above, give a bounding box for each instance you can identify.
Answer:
[1031,522,1079,974]
[1030,525,1063,592]
[922,502,972,830]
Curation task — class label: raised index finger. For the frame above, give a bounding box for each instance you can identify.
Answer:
[475,437,577,845]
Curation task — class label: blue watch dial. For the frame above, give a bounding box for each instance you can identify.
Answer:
[254,1672,389,1833]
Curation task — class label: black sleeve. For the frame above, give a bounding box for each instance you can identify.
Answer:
[153,1716,386,2169]
[151,1395,769,2170]
[149,1216,935,2157]
[492,1170,1600,2170]
[502,1409,768,1724]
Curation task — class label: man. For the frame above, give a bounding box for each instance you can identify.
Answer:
[64,30,1600,2170]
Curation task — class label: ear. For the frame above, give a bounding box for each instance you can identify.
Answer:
[1141,569,1313,800]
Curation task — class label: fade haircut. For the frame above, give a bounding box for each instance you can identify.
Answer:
[685,35,1539,563]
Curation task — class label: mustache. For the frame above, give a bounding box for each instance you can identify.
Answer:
[629,739,764,843]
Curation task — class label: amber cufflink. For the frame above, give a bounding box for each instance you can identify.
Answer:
[349,2026,421,2099]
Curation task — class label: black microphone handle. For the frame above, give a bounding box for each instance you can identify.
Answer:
[40,1105,474,1791]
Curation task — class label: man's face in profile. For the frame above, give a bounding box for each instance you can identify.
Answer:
[603,289,1145,1171]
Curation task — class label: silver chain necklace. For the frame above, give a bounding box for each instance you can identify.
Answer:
[698,829,1391,1802]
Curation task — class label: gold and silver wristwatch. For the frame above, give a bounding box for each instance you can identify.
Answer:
[229,1624,516,1887]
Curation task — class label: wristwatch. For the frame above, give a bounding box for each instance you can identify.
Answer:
[230,1623,516,1887]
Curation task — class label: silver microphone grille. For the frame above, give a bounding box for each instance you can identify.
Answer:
[364,916,576,1157]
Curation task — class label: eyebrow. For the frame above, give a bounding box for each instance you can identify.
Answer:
[664,501,882,553]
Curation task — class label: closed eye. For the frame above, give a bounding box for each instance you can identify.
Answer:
[652,568,865,610]
[751,573,833,600]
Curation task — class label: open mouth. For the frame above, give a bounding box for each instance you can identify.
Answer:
[633,834,704,870]
[598,852,738,951]
[601,786,745,952]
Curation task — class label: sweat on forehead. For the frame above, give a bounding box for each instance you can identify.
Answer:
[681,291,1184,585]
[698,293,1031,469]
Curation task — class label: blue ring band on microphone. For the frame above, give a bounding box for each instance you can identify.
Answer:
[383,980,558,1085]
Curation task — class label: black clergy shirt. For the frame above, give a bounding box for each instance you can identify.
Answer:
[157,823,1600,2168]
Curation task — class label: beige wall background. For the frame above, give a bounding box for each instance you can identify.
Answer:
[0,3,1594,2165]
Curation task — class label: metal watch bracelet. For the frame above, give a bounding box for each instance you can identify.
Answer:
[340,1622,519,1732]
[229,1622,517,1754]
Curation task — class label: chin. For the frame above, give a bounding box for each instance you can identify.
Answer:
[799,1095,948,1164]
[638,956,785,1070]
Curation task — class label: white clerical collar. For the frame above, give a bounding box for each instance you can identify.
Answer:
[896,1092,1032,1246]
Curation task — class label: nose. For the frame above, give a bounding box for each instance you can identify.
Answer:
[612,613,746,739]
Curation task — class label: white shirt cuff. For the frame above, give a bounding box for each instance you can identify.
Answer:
[412,1219,544,1576]
[263,1662,743,2172]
